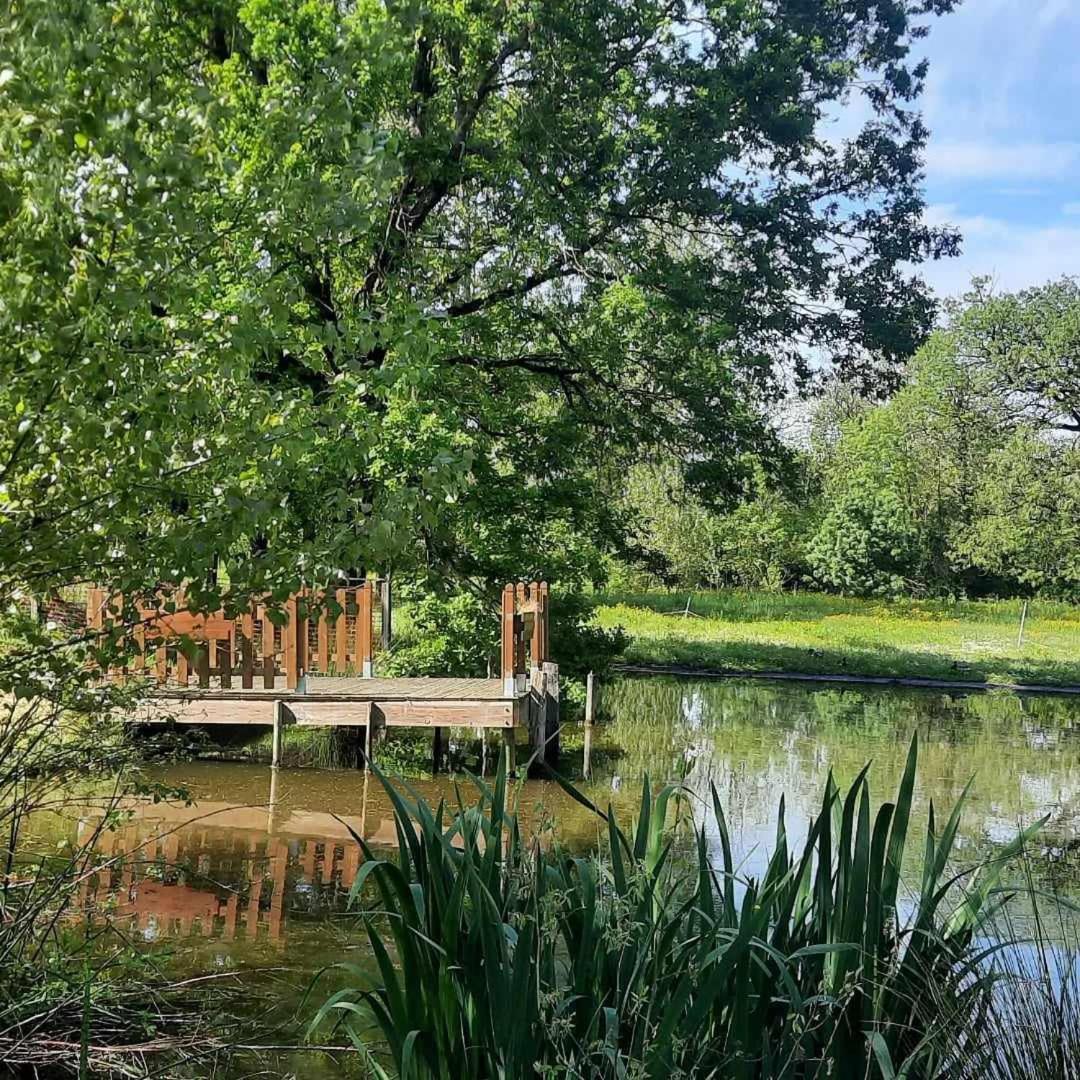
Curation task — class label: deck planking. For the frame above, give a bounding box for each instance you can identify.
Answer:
[137,675,522,729]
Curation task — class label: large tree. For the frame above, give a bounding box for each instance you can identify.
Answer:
[0,0,957,608]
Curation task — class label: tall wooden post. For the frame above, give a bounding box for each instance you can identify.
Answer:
[529,580,543,669]
[357,581,373,678]
[380,576,392,651]
[296,588,309,682]
[432,726,448,772]
[284,594,298,689]
[240,604,255,689]
[500,583,516,697]
[539,581,550,663]
[260,604,274,689]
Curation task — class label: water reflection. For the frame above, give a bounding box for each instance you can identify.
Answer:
[63,677,1080,957]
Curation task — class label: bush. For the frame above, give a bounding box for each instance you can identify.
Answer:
[381,587,628,690]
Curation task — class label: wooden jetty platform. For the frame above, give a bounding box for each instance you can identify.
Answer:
[88,581,560,768]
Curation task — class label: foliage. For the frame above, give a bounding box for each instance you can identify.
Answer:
[620,459,810,591]
[614,280,1080,603]
[380,591,498,678]
[956,432,1080,601]
[0,0,959,620]
[312,737,1039,1078]
[380,585,627,719]
[0,613,236,1073]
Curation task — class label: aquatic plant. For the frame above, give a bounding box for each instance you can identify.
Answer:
[311,735,1043,1078]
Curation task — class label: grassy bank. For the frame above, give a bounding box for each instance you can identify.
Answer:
[596,589,1080,687]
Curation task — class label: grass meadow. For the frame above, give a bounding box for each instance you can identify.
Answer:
[596,589,1080,687]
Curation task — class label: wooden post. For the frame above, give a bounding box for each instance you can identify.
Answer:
[585,671,595,726]
[271,700,284,768]
[240,606,255,689]
[529,581,543,668]
[220,627,232,689]
[1017,599,1030,649]
[432,726,448,772]
[196,642,210,688]
[317,590,329,674]
[528,666,547,772]
[284,594,298,689]
[261,604,275,689]
[539,581,550,663]
[296,588,309,681]
[505,729,517,776]
[500,584,516,697]
[357,581,373,677]
[335,587,348,672]
[380,576,392,652]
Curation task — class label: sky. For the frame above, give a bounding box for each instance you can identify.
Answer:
[902,0,1080,299]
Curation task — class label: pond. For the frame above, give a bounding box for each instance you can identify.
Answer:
[42,676,1080,1074]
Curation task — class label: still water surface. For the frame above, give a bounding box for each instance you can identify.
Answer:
[57,676,1080,1071]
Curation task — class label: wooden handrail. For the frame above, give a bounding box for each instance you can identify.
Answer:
[500,581,549,695]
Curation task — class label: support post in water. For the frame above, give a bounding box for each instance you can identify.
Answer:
[505,729,517,776]
[432,726,448,772]
[271,700,284,768]
[585,671,595,726]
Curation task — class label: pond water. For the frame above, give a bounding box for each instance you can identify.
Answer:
[41,676,1080,1074]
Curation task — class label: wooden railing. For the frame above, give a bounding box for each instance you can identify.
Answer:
[501,581,549,695]
[87,578,548,697]
[86,582,384,690]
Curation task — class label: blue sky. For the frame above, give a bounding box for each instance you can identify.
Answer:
[907,0,1080,298]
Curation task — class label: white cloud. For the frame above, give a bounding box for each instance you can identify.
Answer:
[923,140,1080,181]
[918,206,1080,298]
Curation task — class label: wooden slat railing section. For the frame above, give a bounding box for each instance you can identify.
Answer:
[501,581,549,695]
[86,582,383,690]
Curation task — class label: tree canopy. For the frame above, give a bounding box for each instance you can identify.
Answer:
[622,279,1080,600]
[1,0,958,609]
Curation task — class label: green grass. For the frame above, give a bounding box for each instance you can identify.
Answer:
[595,589,1080,687]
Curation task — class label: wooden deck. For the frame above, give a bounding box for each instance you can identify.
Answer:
[136,677,522,729]
[94,580,560,768]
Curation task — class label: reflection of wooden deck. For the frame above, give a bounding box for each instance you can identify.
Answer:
[135,676,523,729]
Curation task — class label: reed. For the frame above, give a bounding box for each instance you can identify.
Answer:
[312,736,1045,1078]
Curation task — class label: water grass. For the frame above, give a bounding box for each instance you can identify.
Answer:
[310,736,1047,1078]
[597,588,1080,687]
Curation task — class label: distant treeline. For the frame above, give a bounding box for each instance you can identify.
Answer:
[617,279,1080,601]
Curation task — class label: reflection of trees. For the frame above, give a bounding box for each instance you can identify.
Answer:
[589,677,1080,894]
